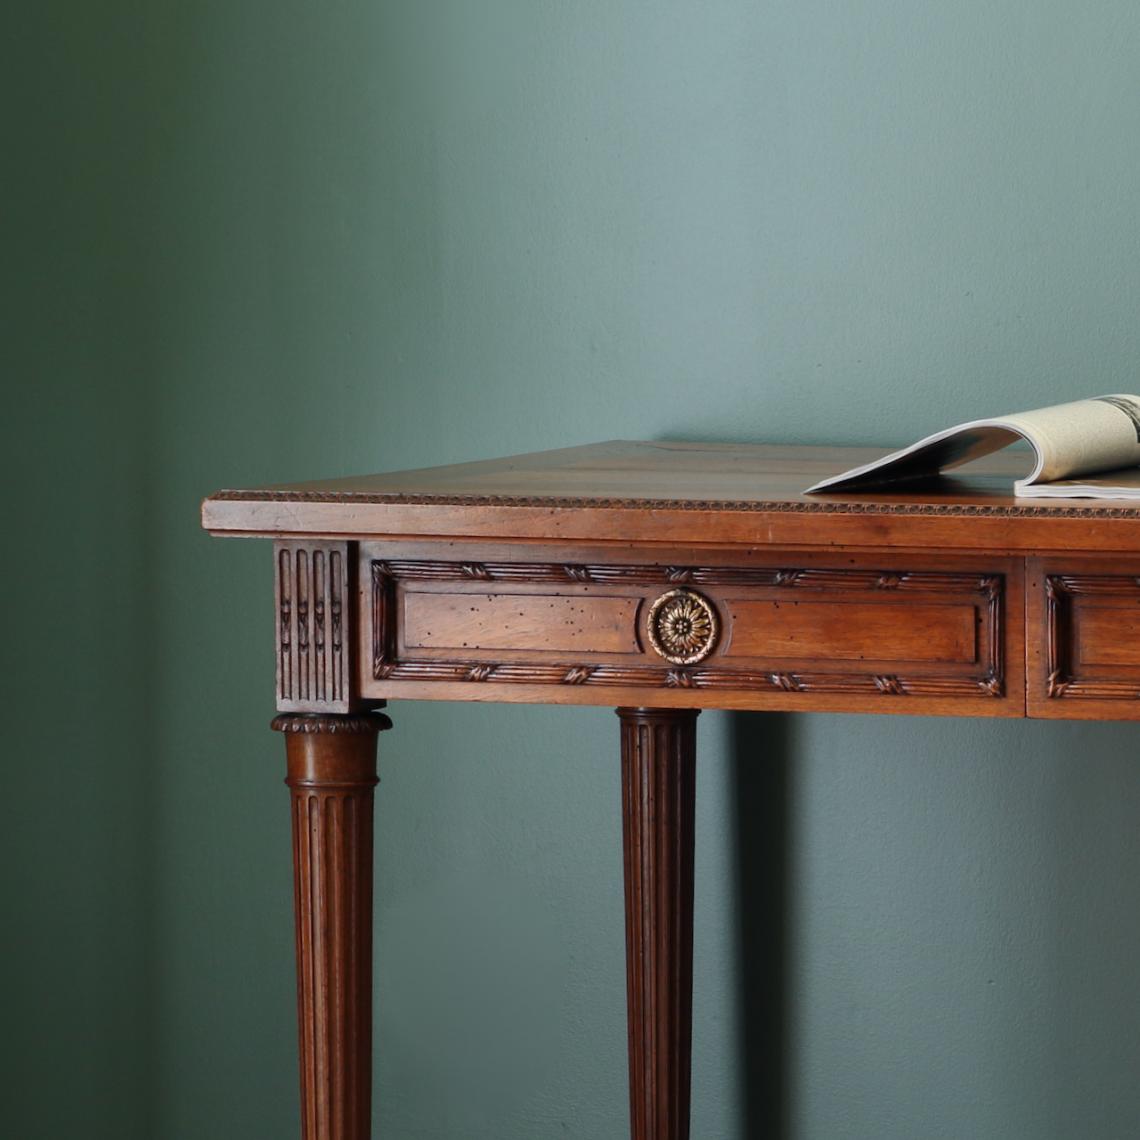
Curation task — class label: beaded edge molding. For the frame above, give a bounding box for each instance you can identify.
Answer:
[212,487,1140,519]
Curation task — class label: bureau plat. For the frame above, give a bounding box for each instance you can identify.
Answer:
[202,440,1140,1140]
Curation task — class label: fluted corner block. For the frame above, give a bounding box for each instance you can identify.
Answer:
[617,707,699,1140]
[272,711,391,1140]
[275,541,357,714]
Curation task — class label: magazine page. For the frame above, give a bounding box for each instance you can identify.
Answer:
[1016,467,1140,499]
[804,395,1140,495]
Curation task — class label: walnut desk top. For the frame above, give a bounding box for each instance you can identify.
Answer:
[202,441,1140,1140]
[205,438,1140,550]
[203,440,1140,723]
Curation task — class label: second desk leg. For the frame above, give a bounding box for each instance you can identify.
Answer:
[617,707,699,1140]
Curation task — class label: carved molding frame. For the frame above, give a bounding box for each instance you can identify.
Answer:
[372,560,1005,699]
[1045,574,1140,700]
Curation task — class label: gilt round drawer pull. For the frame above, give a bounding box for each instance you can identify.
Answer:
[647,588,719,665]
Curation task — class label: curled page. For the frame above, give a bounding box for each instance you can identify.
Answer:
[805,395,1140,497]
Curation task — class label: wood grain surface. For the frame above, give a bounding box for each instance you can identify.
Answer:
[204,440,1140,552]
[362,547,1019,717]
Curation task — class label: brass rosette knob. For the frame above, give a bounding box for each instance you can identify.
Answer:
[646,588,719,665]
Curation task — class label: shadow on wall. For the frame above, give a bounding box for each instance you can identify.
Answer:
[725,711,1140,1140]
[731,712,793,1140]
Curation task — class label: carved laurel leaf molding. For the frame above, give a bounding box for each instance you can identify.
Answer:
[1045,574,1140,700]
[371,560,1004,699]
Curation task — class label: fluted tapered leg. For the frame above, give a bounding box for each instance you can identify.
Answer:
[272,712,391,1140]
[617,707,699,1140]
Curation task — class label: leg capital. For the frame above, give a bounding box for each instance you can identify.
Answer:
[271,711,392,735]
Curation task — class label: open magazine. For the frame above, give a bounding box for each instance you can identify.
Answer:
[805,395,1140,499]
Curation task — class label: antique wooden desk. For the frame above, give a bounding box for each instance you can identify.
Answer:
[202,440,1140,1140]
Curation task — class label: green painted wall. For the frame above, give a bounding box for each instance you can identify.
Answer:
[6,3,155,1135]
[9,1,1140,1136]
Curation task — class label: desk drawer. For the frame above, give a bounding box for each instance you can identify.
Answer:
[357,548,1021,715]
[1029,558,1140,719]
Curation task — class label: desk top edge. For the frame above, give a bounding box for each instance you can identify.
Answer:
[203,440,1140,521]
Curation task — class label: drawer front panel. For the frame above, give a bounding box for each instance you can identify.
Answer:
[366,554,1016,713]
[1030,561,1140,717]
[724,599,976,664]
[402,591,642,654]
[1075,605,1140,667]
